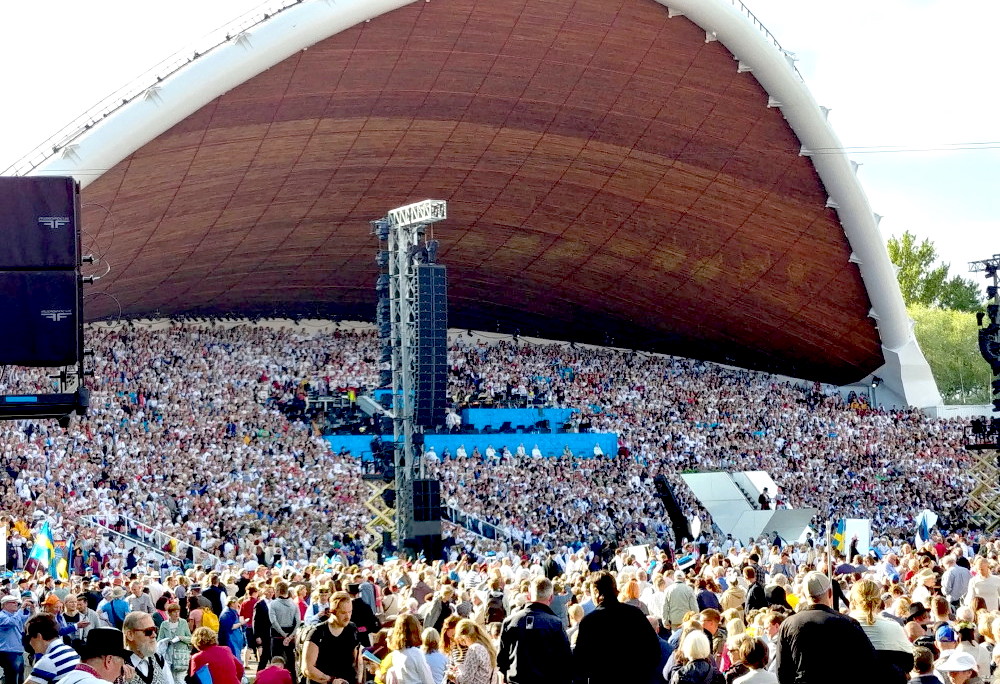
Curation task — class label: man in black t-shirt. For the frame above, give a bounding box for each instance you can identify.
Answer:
[304,592,360,684]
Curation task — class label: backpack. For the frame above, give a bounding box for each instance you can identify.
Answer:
[106,599,127,629]
[295,623,321,684]
[485,592,506,624]
[201,608,220,632]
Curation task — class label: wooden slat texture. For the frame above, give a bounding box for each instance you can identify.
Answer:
[80,0,883,384]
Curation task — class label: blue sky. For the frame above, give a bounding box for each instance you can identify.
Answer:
[1,0,995,279]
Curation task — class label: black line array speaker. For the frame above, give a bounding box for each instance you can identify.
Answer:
[0,271,80,366]
[0,177,82,367]
[653,474,692,550]
[414,263,447,426]
[0,177,80,269]
[412,478,441,522]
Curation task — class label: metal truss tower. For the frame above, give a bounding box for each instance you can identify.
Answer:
[371,199,447,546]
[966,254,1000,530]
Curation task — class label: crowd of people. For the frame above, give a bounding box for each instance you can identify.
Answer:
[0,532,998,684]
[0,317,992,684]
[0,320,980,567]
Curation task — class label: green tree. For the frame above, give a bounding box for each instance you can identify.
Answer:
[939,275,983,312]
[887,231,981,311]
[909,304,993,404]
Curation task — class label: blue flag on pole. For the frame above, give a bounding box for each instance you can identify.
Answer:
[26,521,55,573]
[832,520,847,553]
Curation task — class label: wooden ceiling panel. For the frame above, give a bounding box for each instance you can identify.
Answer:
[79,0,882,384]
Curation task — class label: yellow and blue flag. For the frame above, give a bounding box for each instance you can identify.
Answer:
[832,519,847,553]
[26,521,55,572]
[54,536,73,581]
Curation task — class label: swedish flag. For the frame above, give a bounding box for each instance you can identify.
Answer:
[832,519,846,553]
[27,521,55,572]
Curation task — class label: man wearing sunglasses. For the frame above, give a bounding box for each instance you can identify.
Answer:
[122,613,167,684]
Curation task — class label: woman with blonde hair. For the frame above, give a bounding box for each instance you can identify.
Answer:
[967,557,1000,611]
[447,620,498,684]
[421,628,448,684]
[384,615,434,684]
[848,579,912,682]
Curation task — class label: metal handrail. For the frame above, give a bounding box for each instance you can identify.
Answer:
[79,513,222,568]
[77,515,183,565]
[1,0,303,177]
[443,505,534,546]
[724,0,804,80]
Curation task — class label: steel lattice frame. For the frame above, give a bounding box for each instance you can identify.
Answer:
[968,445,1000,532]
[379,200,447,545]
[363,479,396,536]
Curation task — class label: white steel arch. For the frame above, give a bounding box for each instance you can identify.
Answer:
[661,0,940,407]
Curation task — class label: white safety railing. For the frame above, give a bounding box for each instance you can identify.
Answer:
[723,0,804,80]
[79,514,222,569]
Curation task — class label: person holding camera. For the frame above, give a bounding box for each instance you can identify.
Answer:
[0,593,35,684]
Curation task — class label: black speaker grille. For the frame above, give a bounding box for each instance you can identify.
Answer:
[415,264,448,426]
[0,271,80,366]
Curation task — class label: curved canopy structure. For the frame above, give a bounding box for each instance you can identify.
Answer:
[21,0,940,405]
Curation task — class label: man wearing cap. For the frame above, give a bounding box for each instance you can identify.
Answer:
[25,614,80,684]
[98,589,129,630]
[937,651,981,684]
[935,624,959,660]
[0,592,34,684]
[57,628,132,684]
[775,571,879,684]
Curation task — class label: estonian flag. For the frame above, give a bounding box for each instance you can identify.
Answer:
[914,509,937,547]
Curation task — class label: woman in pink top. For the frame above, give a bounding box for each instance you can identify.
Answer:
[190,627,245,684]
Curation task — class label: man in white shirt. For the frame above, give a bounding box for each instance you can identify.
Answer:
[26,614,80,684]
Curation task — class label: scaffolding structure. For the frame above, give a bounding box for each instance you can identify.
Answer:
[966,254,1000,530]
[368,200,447,546]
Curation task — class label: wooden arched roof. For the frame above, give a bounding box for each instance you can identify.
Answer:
[79,0,882,383]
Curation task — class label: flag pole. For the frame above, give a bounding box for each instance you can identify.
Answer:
[825,520,833,582]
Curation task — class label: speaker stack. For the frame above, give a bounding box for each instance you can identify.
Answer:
[0,177,82,367]
[414,263,448,426]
